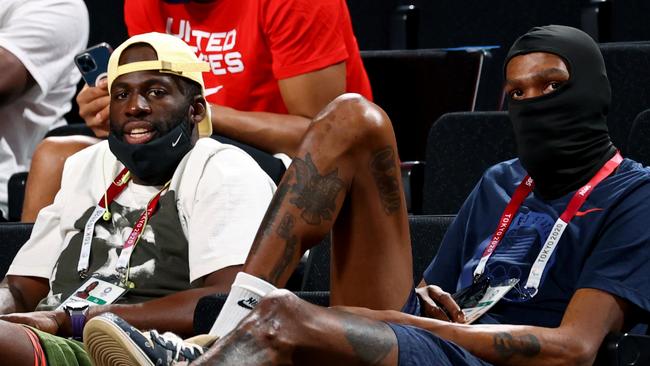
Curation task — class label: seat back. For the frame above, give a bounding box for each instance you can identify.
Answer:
[414,0,583,50]
[422,111,515,215]
[301,215,455,291]
[361,49,484,161]
[626,109,650,166]
[600,43,650,152]
[345,0,401,50]
[608,0,650,42]
[0,223,33,278]
[8,173,28,222]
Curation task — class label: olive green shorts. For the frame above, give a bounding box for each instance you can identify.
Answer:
[27,326,92,366]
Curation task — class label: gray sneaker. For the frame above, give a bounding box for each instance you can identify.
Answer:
[84,313,205,366]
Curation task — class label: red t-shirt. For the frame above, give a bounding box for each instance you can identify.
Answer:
[124,0,372,114]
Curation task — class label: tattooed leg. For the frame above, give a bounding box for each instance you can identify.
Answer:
[243,94,413,311]
[193,290,398,366]
[493,332,541,360]
[370,146,402,215]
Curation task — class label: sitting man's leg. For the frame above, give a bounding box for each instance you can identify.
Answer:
[196,290,400,365]
[239,93,413,309]
[0,319,91,365]
[206,93,414,364]
[194,94,416,365]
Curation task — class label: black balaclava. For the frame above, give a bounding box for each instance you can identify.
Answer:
[505,25,616,200]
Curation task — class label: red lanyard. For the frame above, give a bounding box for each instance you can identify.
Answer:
[473,152,623,294]
[77,168,169,279]
[99,168,131,209]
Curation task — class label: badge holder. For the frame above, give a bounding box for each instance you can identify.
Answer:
[453,274,491,309]
[56,276,129,310]
[458,278,520,324]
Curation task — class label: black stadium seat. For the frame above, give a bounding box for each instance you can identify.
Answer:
[626,109,650,167]
[608,0,650,43]
[422,112,515,215]
[7,173,28,222]
[413,0,583,50]
[0,223,33,278]
[300,215,454,292]
[408,0,584,111]
[600,42,650,151]
[361,49,484,161]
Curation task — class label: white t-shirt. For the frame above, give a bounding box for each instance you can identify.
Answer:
[0,0,89,214]
[8,138,276,304]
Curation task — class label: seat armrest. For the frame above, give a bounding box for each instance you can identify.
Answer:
[8,172,28,222]
[400,161,426,214]
[193,291,330,335]
[596,332,650,366]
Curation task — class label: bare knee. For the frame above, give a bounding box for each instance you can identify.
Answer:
[23,136,99,222]
[311,93,394,149]
[31,136,99,166]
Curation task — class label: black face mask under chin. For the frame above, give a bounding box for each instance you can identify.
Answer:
[108,121,193,185]
[506,25,616,200]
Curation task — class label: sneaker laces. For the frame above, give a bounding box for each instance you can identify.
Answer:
[149,330,205,362]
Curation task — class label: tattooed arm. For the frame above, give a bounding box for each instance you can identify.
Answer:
[344,288,628,366]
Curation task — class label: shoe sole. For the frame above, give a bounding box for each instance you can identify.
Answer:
[84,317,154,366]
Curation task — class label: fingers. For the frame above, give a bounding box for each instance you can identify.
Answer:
[90,104,110,138]
[431,288,465,323]
[415,285,466,323]
[423,301,451,321]
[77,80,110,129]
[415,286,446,321]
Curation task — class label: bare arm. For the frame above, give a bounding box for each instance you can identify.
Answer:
[212,62,346,157]
[0,276,49,314]
[348,288,628,366]
[0,47,35,107]
[0,265,241,338]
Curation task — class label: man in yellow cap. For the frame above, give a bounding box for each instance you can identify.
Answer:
[0,32,274,365]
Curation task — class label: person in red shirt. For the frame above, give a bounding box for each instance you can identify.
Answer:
[22,0,371,222]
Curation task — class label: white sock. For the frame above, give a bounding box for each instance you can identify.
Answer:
[208,272,277,337]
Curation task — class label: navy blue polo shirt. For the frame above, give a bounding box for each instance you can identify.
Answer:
[424,158,650,328]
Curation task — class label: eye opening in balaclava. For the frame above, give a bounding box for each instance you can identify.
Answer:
[505,51,572,103]
[504,24,616,200]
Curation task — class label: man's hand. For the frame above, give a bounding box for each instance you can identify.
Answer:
[0,310,67,335]
[76,78,110,137]
[415,284,465,323]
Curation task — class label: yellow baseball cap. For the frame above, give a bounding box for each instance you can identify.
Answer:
[108,32,212,137]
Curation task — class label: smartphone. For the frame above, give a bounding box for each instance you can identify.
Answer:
[74,43,113,87]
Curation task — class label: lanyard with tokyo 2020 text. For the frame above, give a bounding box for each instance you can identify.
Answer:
[77,167,170,285]
[472,151,623,297]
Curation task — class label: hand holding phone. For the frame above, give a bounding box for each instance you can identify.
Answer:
[74,43,113,136]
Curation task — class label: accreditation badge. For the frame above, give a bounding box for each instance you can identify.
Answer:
[56,277,128,310]
[459,278,519,324]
